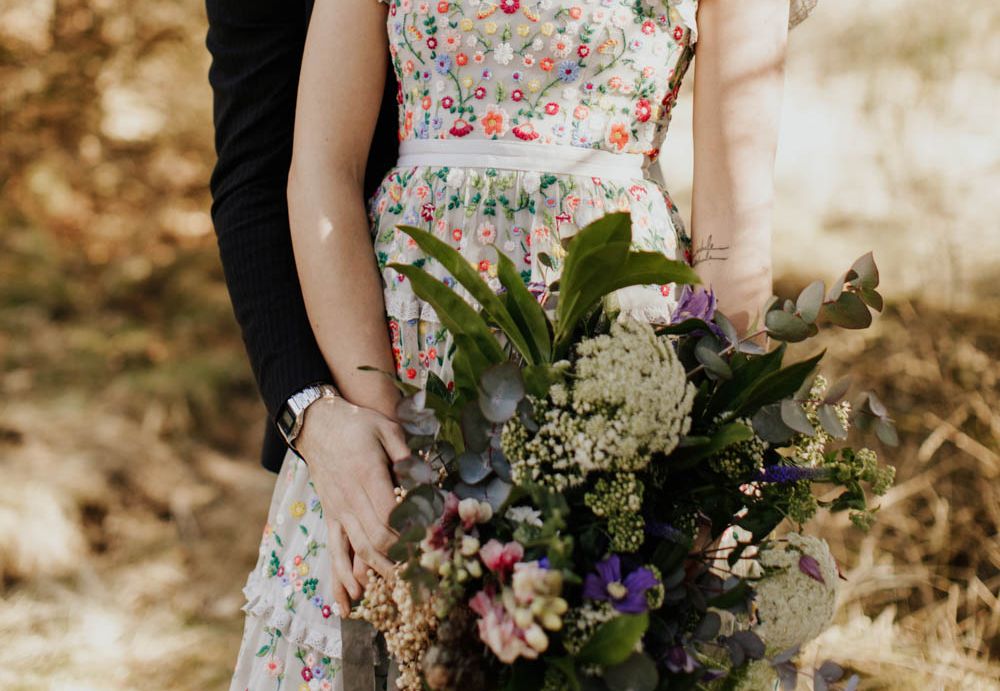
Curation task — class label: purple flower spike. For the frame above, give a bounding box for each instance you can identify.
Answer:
[754,465,824,484]
[582,555,660,614]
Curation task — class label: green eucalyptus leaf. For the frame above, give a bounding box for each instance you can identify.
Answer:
[850,251,879,291]
[766,309,817,342]
[478,361,526,423]
[714,310,740,346]
[875,418,899,446]
[796,280,825,324]
[457,451,492,484]
[822,291,872,329]
[751,403,796,444]
[861,287,884,312]
[780,399,815,436]
[576,612,649,666]
[695,336,732,380]
[817,403,848,439]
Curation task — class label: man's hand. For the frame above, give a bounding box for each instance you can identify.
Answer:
[295,395,409,616]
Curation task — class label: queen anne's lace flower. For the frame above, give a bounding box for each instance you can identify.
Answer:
[503,319,695,490]
[752,533,839,653]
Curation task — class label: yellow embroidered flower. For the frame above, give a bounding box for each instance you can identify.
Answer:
[460,17,474,31]
[484,21,497,35]
[517,24,531,37]
[527,79,541,93]
[290,501,306,518]
[540,22,555,36]
[462,76,475,89]
[298,562,310,577]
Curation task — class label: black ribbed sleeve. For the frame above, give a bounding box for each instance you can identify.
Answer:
[204,0,400,473]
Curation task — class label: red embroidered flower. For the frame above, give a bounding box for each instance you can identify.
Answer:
[660,284,672,297]
[540,57,554,71]
[673,25,684,41]
[322,605,333,618]
[427,36,438,49]
[544,102,559,115]
[421,202,435,220]
[642,19,656,35]
[302,668,313,682]
[456,52,468,66]
[635,98,652,122]
[421,95,432,110]
[499,0,519,13]
[406,367,417,380]
[437,0,449,11]
[449,118,473,137]
[577,44,590,58]
[511,88,524,102]
[474,86,487,99]
[478,259,491,272]
[441,95,454,109]
[276,566,284,577]
[452,228,463,242]
[512,123,540,140]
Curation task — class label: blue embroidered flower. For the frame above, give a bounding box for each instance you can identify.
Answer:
[435,54,453,74]
[556,60,580,83]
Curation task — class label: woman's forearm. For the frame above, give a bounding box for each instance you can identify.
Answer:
[287,0,399,420]
[288,170,400,419]
[690,0,790,333]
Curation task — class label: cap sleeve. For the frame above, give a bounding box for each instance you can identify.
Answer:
[789,0,819,29]
[686,0,819,47]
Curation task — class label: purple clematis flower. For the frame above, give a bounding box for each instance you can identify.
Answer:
[670,284,727,341]
[582,555,660,614]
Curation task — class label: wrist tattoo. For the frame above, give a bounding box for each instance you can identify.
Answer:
[691,234,729,267]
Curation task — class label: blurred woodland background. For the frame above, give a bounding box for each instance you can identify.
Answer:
[1,0,998,688]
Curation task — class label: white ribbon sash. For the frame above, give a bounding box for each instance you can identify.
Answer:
[396,138,646,180]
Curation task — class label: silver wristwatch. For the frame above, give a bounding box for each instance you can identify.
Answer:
[275,383,340,451]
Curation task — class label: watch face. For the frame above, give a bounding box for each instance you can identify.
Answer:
[278,407,296,437]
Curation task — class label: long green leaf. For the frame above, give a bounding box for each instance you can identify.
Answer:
[732,350,826,416]
[555,213,633,342]
[576,612,649,666]
[495,250,551,362]
[394,225,536,364]
[388,263,506,366]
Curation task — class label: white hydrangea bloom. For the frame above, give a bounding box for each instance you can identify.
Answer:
[752,533,839,653]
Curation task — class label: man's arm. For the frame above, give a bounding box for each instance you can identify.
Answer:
[204,0,399,462]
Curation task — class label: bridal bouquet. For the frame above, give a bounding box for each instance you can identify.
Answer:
[353,212,896,691]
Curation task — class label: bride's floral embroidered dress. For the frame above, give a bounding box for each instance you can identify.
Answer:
[228,0,816,688]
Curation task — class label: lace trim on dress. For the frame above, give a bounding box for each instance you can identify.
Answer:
[240,570,344,659]
[687,0,820,46]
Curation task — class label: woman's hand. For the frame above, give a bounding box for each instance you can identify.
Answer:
[296,395,410,616]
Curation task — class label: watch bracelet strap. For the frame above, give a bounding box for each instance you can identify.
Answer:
[279,382,340,456]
